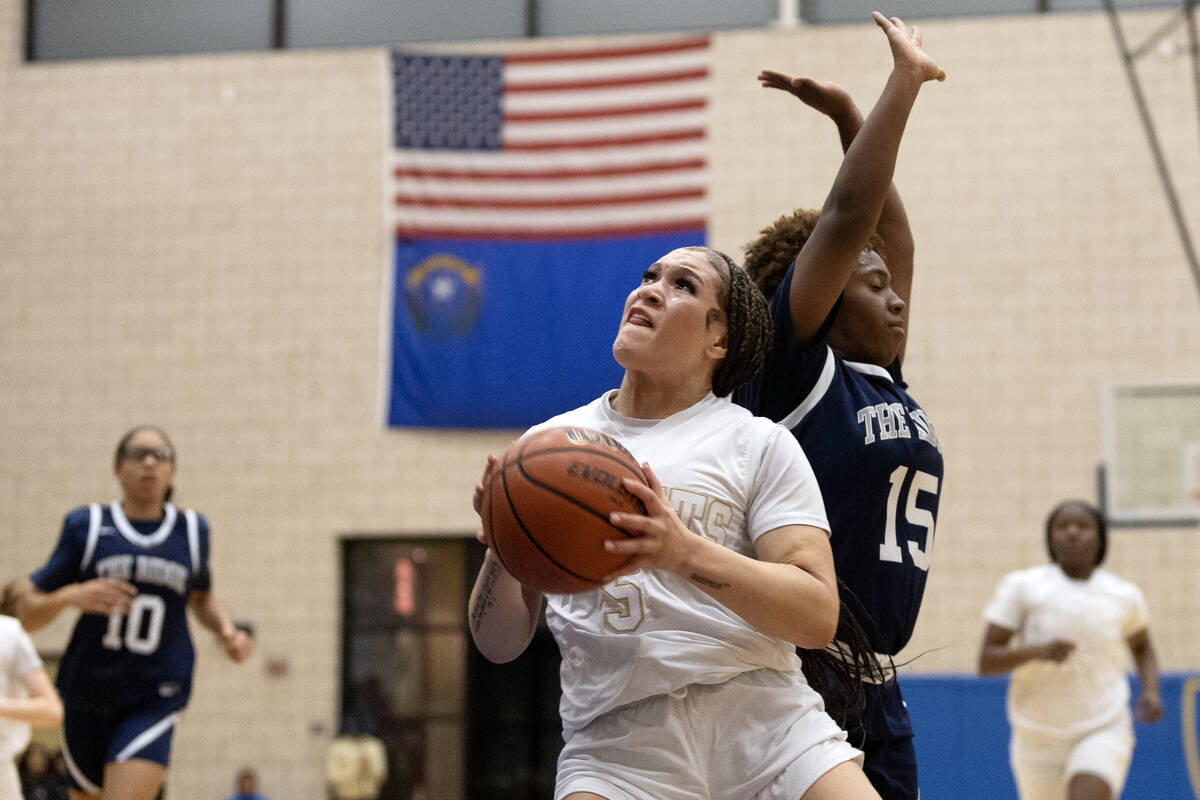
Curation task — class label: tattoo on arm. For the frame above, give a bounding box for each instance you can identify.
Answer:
[470,563,500,632]
[689,573,729,590]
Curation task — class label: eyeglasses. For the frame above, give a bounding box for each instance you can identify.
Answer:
[122,446,174,463]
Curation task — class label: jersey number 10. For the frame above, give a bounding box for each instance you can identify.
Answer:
[879,466,939,571]
[102,594,166,655]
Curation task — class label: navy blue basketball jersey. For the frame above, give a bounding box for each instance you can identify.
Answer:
[30,502,212,712]
[736,264,943,655]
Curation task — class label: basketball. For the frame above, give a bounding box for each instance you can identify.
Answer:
[481,425,649,594]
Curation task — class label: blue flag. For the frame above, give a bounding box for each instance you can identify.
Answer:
[386,37,710,428]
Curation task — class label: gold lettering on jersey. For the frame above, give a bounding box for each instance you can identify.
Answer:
[602,580,645,633]
[134,555,189,595]
[564,427,635,459]
[663,488,733,547]
[96,554,134,581]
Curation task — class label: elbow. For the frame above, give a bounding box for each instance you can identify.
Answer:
[791,594,839,650]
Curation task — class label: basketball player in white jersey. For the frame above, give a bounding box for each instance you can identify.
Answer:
[469,238,887,799]
[978,499,1162,800]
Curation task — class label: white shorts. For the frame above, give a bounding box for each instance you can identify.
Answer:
[555,668,862,800]
[1011,715,1134,800]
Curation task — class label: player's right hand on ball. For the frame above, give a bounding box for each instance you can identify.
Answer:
[74,578,136,616]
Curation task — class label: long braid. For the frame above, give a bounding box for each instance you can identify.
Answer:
[696,248,772,398]
[702,245,890,727]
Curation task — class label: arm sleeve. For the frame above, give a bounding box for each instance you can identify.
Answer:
[982,570,1026,631]
[29,507,90,592]
[10,624,44,678]
[746,423,830,540]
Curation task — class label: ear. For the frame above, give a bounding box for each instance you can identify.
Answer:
[706,324,728,362]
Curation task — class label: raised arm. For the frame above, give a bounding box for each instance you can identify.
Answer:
[763,71,917,360]
[781,13,940,344]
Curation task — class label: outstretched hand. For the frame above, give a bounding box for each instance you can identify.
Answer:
[757,71,858,123]
[872,11,945,83]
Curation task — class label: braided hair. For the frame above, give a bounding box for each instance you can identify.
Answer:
[743,209,884,302]
[691,247,772,398]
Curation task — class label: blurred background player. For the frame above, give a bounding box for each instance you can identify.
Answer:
[733,14,945,800]
[1,585,63,800]
[978,499,1162,800]
[9,425,253,800]
[223,767,268,800]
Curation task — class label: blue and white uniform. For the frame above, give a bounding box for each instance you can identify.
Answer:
[736,262,944,799]
[30,501,211,795]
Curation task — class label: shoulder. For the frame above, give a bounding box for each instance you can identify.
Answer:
[1092,569,1144,599]
[62,505,95,529]
[999,564,1050,591]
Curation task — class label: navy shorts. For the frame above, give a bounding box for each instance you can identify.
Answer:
[850,679,917,800]
[60,697,183,795]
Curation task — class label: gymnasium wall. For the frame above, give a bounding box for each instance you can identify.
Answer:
[2,1,1198,796]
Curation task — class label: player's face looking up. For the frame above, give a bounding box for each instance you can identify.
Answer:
[827,249,906,367]
[1048,503,1102,577]
[114,429,176,510]
[612,247,728,381]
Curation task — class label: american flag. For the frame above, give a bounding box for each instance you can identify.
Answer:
[389,36,710,241]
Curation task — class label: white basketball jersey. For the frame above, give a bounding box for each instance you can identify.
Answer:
[984,562,1150,736]
[531,391,830,737]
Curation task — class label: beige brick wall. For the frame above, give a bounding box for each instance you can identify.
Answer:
[2,3,1198,797]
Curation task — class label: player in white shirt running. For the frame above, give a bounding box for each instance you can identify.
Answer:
[469,241,884,800]
[978,499,1163,800]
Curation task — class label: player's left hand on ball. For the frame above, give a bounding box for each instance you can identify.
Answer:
[221,626,254,663]
[472,454,500,515]
[604,463,697,576]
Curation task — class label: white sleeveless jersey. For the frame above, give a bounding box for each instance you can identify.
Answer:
[531,391,830,737]
[984,563,1150,736]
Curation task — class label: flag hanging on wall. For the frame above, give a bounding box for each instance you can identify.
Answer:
[386,35,710,428]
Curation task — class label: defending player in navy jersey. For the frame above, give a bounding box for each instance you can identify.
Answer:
[11,426,252,800]
[733,31,945,800]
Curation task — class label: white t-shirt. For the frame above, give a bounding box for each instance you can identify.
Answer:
[983,563,1149,736]
[532,391,830,737]
[0,615,44,760]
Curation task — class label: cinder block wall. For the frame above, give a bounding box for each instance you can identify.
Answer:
[3,3,1197,796]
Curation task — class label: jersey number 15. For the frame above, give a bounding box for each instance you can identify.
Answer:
[879,466,939,571]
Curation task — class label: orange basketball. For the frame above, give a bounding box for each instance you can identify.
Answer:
[480,425,648,594]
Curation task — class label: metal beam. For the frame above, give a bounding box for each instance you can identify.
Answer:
[1103,0,1200,304]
